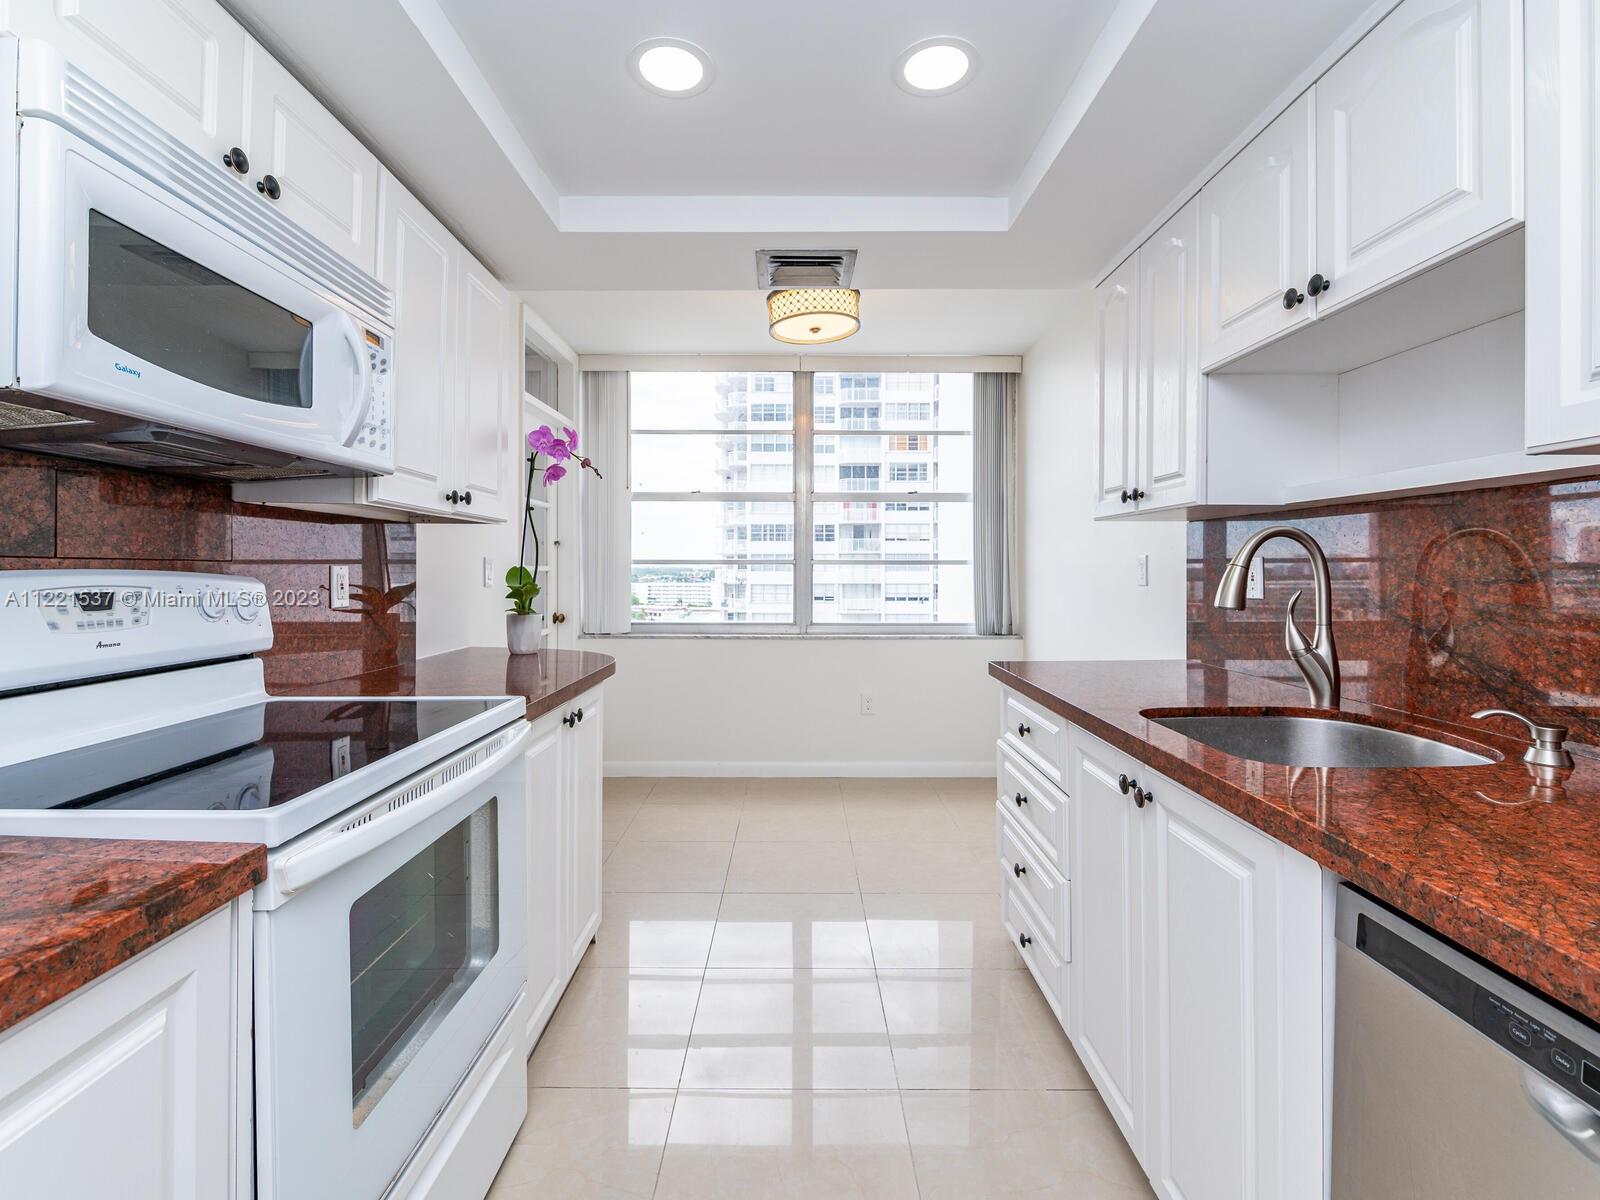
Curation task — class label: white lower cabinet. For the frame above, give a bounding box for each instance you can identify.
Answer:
[524,685,604,1049]
[0,901,250,1200]
[1001,697,1327,1200]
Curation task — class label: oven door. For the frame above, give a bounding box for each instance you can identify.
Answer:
[254,723,530,1200]
[14,117,386,474]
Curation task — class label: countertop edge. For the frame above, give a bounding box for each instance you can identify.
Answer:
[987,661,1600,1023]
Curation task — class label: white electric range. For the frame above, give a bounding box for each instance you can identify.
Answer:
[0,570,532,1200]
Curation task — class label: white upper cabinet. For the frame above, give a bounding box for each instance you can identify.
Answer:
[1198,92,1316,370]
[5,0,247,167]
[1526,0,1600,452]
[369,172,457,515]
[242,42,380,274]
[456,259,515,524]
[1136,198,1202,511]
[1093,255,1140,518]
[1314,0,1520,313]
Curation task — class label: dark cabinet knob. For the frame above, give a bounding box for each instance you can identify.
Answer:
[1120,489,1132,504]
[562,711,577,728]
[1132,488,1146,500]
[1118,773,1135,795]
[445,490,461,504]
[1013,862,1026,878]
[1134,785,1151,809]
[1282,286,1305,309]
[1016,722,1031,738]
[1308,273,1332,297]
[1019,933,1032,949]
[223,147,249,174]
[462,491,473,506]
[576,707,585,722]
[257,174,282,200]
[1014,792,1028,807]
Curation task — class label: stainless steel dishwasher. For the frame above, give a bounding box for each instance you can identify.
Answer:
[1332,886,1600,1198]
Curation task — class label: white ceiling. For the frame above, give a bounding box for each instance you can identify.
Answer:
[433,0,1122,200]
[226,0,1380,352]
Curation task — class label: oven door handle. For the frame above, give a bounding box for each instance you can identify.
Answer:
[270,722,530,899]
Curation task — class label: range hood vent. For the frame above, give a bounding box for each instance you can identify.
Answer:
[756,248,857,290]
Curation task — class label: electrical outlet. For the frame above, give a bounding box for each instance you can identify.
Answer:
[1247,559,1266,600]
[1135,553,1149,587]
[330,735,352,777]
[860,693,877,716]
[483,556,495,588]
[329,565,351,610]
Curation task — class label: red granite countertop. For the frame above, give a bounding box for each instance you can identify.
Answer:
[0,837,264,1036]
[991,659,1600,1024]
[283,647,616,721]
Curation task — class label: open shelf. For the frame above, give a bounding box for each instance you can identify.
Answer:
[1279,450,1600,509]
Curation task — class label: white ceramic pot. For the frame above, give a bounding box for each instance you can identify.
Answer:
[506,612,542,655]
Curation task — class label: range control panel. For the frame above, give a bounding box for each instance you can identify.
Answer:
[0,571,272,694]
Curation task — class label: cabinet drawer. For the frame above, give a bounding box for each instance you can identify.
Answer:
[996,741,1065,870]
[1000,690,1064,783]
[996,809,1067,956]
[1001,874,1065,1021]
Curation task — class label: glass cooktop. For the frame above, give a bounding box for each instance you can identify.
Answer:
[0,697,506,814]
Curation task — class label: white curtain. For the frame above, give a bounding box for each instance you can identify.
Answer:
[973,372,1018,636]
[580,370,631,634]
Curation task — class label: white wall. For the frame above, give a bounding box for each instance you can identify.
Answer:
[577,635,1021,776]
[1019,289,1187,660]
[415,518,523,658]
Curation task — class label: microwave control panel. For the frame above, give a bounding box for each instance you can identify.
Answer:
[356,331,392,456]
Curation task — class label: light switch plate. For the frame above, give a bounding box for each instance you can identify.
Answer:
[1135,554,1149,587]
[483,556,494,588]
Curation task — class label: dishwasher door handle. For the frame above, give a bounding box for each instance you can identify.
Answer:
[1524,1068,1600,1164]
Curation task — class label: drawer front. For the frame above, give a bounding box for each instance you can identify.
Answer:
[996,808,1067,954]
[1001,873,1066,1021]
[996,741,1065,870]
[1001,690,1065,784]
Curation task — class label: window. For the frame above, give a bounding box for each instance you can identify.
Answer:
[629,370,975,628]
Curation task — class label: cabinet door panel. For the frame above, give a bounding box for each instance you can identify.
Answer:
[1068,732,1143,1150]
[1138,198,1202,510]
[1316,0,1519,312]
[563,696,603,972]
[243,43,379,273]
[8,0,247,164]
[1199,93,1316,369]
[524,725,564,1047]
[1526,0,1600,451]
[369,173,457,516]
[457,260,513,523]
[1093,255,1140,518]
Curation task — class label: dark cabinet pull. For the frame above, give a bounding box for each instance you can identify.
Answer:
[223,147,249,174]
[1013,862,1027,878]
[1134,785,1151,809]
[563,710,579,728]
[1308,273,1332,297]
[257,174,282,200]
[1282,286,1305,309]
[462,491,473,506]
[1014,792,1028,807]
[1120,489,1132,504]
[1118,773,1136,795]
[576,707,585,723]
[1019,933,1032,949]
[1016,722,1031,738]
[445,490,460,504]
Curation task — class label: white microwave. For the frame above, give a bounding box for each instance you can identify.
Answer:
[0,39,395,480]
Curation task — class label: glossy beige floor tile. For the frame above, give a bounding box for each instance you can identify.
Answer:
[852,841,996,893]
[603,795,643,842]
[842,795,962,842]
[900,1090,1154,1198]
[603,838,618,863]
[724,841,859,893]
[582,892,721,969]
[736,799,851,842]
[603,840,732,893]
[485,1088,673,1199]
[527,967,702,1089]
[654,1091,918,1200]
[708,893,874,968]
[605,778,656,804]
[681,969,897,1089]
[863,893,1024,970]
[878,969,1095,1090]
[933,778,998,801]
[940,794,1001,840]
[647,777,750,803]
[746,778,845,804]
[623,800,744,842]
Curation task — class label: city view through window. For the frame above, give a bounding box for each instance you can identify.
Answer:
[630,371,975,627]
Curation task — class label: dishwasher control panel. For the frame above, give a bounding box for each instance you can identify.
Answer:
[1476,989,1600,1101]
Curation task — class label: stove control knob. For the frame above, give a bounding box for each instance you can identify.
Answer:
[197,590,228,621]
[233,593,265,623]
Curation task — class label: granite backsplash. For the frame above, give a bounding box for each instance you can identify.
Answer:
[0,449,415,688]
[1187,476,1600,754]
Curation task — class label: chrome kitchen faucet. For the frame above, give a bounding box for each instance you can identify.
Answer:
[1213,525,1340,709]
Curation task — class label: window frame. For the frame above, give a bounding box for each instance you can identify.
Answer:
[628,371,976,635]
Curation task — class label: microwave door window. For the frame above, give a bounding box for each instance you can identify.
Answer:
[85,210,315,409]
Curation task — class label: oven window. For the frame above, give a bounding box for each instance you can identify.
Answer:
[348,798,499,1126]
[86,210,314,408]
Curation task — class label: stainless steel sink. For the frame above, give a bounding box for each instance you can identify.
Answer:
[1148,713,1498,768]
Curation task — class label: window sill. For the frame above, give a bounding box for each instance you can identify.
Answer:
[581,631,1024,641]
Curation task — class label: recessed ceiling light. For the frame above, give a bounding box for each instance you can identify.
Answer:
[629,38,714,97]
[896,38,977,95]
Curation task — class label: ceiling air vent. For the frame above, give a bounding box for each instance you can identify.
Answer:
[756,248,857,290]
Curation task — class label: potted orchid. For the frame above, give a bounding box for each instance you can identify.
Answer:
[506,424,603,654]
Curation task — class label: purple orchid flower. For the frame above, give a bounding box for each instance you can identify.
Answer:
[542,462,567,486]
[563,427,579,453]
[527,425,560,456]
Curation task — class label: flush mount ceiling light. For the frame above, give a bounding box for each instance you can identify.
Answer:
[768,288,862,345]
[629,38,714,97]
[895,37,977,95]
